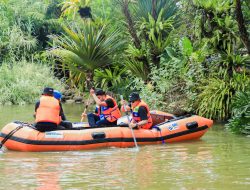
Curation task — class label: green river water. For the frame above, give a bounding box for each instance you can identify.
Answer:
[0,104,250,190]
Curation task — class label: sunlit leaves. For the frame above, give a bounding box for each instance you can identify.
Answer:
[61,0,91,19]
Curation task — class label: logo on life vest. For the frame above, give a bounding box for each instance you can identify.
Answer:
[45,131,64,139]
[167,123,179,131]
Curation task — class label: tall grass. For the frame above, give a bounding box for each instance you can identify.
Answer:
[0,60,64,105]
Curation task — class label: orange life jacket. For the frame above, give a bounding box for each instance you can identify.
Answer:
[35,95,61,125]
[132,100,153,129]
[97,95,121,122]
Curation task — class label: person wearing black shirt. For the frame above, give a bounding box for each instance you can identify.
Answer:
[82,88,121,127]
[34,87,66,132]
[121,92,153,129]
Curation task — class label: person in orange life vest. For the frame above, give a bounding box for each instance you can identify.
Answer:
[121,92,153,129]
[82,88,121,127]
[34,87,66,132]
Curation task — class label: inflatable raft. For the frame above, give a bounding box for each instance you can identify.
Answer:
[0,111,213,152]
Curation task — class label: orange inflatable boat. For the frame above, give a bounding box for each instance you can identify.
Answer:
[0,111,213,152]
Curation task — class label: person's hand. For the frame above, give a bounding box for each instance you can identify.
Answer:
[121,100,127,105]
[129,123,137,129]
[90,88,95,95]
[81,113,87,118]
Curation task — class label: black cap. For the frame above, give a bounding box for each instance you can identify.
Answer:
[95,88,105,96]
[129,92,140,102]
[42,87,54,96]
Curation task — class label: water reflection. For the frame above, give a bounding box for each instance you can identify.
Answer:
[36,162,62,190]
[1,105,250,189]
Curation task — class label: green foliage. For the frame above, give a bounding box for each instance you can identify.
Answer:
[140,9,174,54]
[0,0,249,130]
[185,0,250,121]
[0,0,62,62]
[197,74,250,120]
[94,66,128,94]
[50,21,124,88]
[61,0,91,19]
[227,89,250,135]
[133,0,179,23]
[181,37,193,57]
[129,50,194,115]
[125,60,149,82]
[193,0,231,13]
[0,60,64,105]
[120,0,179,81]
[1,25,38,60]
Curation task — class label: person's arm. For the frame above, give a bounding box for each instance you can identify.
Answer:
[59,102,67,120]
[34,101,40,118]
[35,101,40,112]
[89,89,104,106]
[129,106,148,128]
[120,100,131,112]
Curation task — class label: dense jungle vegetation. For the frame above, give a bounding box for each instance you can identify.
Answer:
[0,0,249,134]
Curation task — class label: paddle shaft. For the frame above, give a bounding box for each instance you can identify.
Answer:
[81,94,91,122]
[120,95,139,150]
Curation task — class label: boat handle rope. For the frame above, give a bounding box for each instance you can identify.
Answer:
[152,126,165,144]
[0,122,30,150]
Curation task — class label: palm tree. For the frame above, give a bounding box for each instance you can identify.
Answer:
[49,21,124,89]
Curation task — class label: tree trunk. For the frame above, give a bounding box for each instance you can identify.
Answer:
[152,0,157,20]
[235,0,250,54]
[85,71,94,90]
[121,0,141,49]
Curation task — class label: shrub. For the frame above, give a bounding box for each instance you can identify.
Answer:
[0,60,64,105]
[227,89,250,135]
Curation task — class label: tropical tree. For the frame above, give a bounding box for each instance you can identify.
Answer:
[117,0,179,82]
[49,21,124,89]
[188,0,250,120]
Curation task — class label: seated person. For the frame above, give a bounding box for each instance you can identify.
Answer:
[82,88,121,127]
[121,92,153,129]
[53,90,73,129]
[34,87,66,132]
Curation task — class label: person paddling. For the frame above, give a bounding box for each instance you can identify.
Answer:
[82,88,121,127]
[121,92,153,129]
[34,87,66,132]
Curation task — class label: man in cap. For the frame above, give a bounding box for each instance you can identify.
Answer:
[82,88,121,127]
[34,87,65,132]
[121,92,152,129]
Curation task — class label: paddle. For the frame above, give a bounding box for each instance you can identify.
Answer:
[80,91,92,122]
[120,95,139,151]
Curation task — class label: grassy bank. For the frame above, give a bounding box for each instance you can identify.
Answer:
[0,60,64,105]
